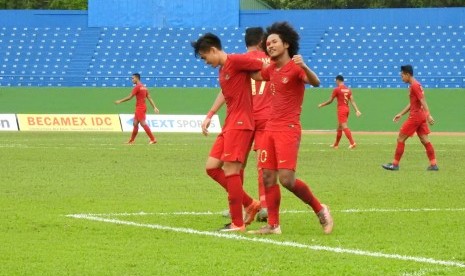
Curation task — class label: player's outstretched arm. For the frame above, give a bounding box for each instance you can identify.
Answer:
[146,92,159,114]
[202,91,225,136]
[318,97,334,108]
[114,93,133,104]
[209,91,225,114]
[419,97,435,125]
[393,104,411,122]
[350,98,362,117]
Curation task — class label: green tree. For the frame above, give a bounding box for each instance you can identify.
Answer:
[0,0,87,9]
[49,0,87,10]
[261,0,465,9]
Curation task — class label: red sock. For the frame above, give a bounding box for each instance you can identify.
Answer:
[226,174,244,227]
[207,168,253,207]
[265,184,281,226]
[206,168,227,190]
[238,168,254,207]
[290,179,323,214]
[334,129,343,146]
[142,125,156,141]
[242,191,254,209]
[258,168,267,208]
[424,142,437,165]
[393,141,405,166]
[130,125,138,141]
[343,128,355,145]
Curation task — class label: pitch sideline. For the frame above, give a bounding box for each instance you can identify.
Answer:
[66,213,465,269]
[70,207,465,217]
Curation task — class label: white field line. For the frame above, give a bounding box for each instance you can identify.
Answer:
[72,208,465,217]
[66,214,465,269]
[340,208,465,213]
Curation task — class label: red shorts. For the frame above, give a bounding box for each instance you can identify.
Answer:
[400,116,430,136]
[259,130,301,171]
[209,129,254,163]
[134,107,147,121]
[252,119,268,151]
[337,108,349,124]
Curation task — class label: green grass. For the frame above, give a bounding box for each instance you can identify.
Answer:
[1,132,464,275]
[1,87,465,131]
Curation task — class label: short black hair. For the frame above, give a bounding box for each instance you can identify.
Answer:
[191,33,222,58]
[400,65,414,76]
[336,75,344,81]
[262,21,300,57]
[132,73,141,80]
[245,27,264,47]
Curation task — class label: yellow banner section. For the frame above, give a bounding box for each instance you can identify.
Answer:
[17,114,121,132]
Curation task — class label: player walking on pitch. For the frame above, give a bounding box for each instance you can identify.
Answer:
[318,75,361,149]
[115,73,159,144]
[191,33,265,232]
[202,27,272,223]
[382,65,438,171]
[249,22,333,235]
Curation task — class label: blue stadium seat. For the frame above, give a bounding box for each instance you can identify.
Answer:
[0,24,463,87]
[312,24,464,87]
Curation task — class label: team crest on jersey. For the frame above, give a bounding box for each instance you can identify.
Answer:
[281,77,289,84]
[224,74,230,80]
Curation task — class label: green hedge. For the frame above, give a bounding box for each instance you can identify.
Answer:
[0,87,463,132]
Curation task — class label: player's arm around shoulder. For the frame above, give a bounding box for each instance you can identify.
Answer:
[249,57,270,82]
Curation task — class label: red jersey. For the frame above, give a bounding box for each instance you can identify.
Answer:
[246,50,272,121]
[331,84,352,111]
[408,80,426,119]
[219,54,263,131]
[260,60,307,131]
[131,83,148,109]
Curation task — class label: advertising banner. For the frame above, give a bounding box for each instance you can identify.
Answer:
[0,114,19,131]
[17,114,121,131]
[119,114,222,133]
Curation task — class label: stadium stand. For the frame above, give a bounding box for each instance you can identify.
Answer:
[311,25,465,88]
[0,25,463,88]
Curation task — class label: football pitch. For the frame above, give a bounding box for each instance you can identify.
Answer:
[1,131,464,275]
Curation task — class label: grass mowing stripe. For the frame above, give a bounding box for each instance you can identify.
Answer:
[67,214,465,269]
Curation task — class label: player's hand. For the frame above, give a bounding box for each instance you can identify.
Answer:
[427,114,435,125]
[393,114,402,122]
[154,107,160,114]
[318,103,323,108]
[114,100,121,104]
[201,118,211,136]
[356,111,362,117]
[292,55,306,68]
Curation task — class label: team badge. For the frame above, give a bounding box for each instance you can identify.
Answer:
[282,77,289,84]
[224,74,230,80]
